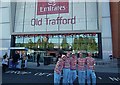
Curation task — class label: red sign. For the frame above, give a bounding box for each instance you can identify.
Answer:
[37,0,69,15]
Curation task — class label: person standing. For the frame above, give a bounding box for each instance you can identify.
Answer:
[77,52,86,85]
[37,53,40,67]
[12,51,20,69]
[86,52,96,85]
[63,52,71,85]
[54,54,65,85]
[69,52,77,85]
[2,53,8,72]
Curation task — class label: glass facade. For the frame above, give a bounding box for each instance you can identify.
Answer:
[15,33,98,55]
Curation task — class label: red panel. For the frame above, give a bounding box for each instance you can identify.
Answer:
[37,0,69,15]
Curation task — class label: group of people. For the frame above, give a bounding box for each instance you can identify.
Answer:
[11,51,28,69]
[2,51,28,72]
[54,51,96,85]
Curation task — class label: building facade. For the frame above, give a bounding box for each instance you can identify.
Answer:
[110,1,120,59]
[0,0,116,60]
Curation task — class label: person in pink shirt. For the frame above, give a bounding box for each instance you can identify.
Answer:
[86,52,96,85]
[63,52,71,85]
[69,52,77,85]
[54,54,66,85]
[77,52,86,85]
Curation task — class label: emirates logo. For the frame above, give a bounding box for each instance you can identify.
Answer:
[37,0,69,15]
[47,0,56,6]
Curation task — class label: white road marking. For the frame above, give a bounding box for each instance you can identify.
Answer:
[109,77,114,81]
[35,73,48,76]
[34,73,39,75]
[39,73,43,76]
[4,71,120,82]
[113,77,119,81]
[21,72,28,75]
[28,72,32,74]
[16,71,21,74]
[98,77,102,80]
[5,71,11,73]
[42,73,45,75]
[14,71,17,74]
[109,77,119,81]
[117,77,120,81]
[10,71,15,73]
[46,73,52,77]
[38,73,47,76]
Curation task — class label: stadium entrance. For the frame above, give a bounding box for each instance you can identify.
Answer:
[11,33,102,63]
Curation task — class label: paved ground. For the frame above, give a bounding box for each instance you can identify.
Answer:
[1,58,120,85]
[2,68,120,85]
[26,58,120,73]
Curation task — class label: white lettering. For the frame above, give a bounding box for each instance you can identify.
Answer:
[40,5,66,13]
[40,7,43,12]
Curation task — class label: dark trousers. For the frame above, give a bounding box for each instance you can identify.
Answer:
[12,61,18,69]
[2,64,8,72]
[37,60,40,67]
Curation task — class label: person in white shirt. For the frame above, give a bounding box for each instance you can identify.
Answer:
[2,53,8,72]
